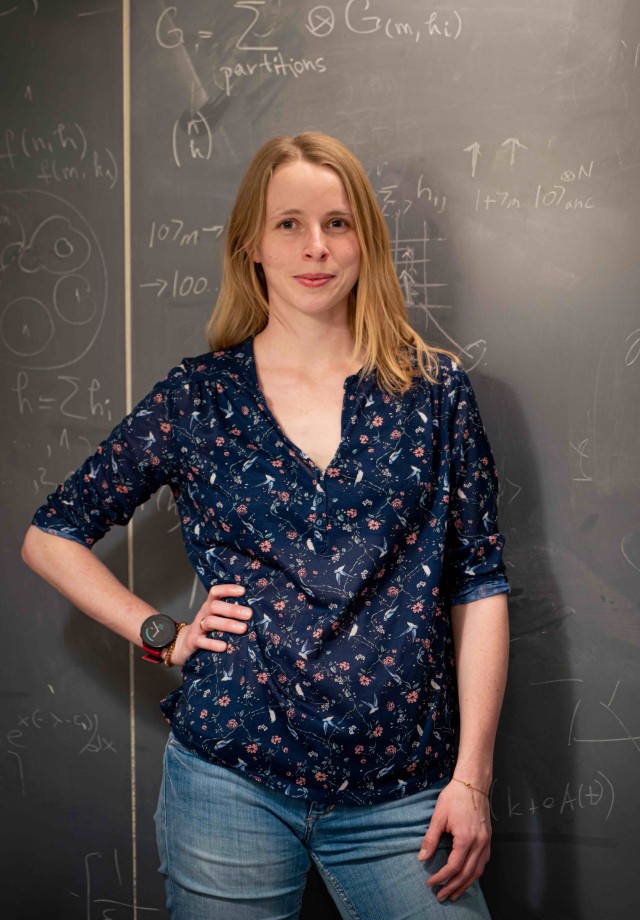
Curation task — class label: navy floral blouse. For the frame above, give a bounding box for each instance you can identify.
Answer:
[33,334,509,804]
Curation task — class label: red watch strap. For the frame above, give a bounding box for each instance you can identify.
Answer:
[141,643,165,663]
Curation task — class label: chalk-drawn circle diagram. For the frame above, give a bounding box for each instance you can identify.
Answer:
[0,189,107,370]
[1,297,54,357]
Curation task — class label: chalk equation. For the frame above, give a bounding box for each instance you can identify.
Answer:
[0,190,107,370]
[154,1,463,102]
[156,1,462,52]
[306,2,462,42]
[5,706,117,797]
[473,162,595,213]
[1,123,118,190]
[10,369,113,493]
[70,848,161,919]
[490,770,615,823]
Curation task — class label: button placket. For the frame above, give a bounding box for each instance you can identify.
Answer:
[311,477,329,552]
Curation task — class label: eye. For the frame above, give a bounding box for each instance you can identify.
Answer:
[278,219,297,230]
[328,218,349,229]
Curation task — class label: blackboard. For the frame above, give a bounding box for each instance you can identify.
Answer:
[2,2,639,918]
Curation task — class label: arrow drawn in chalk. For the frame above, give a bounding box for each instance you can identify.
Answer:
[501,137,528,170]
[463,142,481,178]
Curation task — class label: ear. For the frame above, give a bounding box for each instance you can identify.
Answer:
[251,246,262,264]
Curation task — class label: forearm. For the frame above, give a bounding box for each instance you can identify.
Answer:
[22,525,158,648]
[22,525,253,666]
[450,592,509,790]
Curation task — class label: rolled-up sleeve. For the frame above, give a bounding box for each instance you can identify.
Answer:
[32,377,178,548]
[442,367,509,606]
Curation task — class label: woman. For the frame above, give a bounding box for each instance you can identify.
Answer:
[23,132,509,919]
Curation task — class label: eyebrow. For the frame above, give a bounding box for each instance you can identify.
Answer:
[272,208,353,218]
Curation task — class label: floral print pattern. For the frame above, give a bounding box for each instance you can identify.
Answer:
[33,335,508,804]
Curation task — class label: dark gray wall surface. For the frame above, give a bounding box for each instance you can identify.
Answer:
[2,2,639,918]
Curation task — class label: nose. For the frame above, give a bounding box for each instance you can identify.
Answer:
[303,226,329,261]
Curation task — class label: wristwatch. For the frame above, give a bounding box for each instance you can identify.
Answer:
[140,614,179,663]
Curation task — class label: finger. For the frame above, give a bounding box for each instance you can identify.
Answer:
[431,847,487,902]
[434,856,485,903]
[418,833,439,861]
[200,615,250,636]
[207,600,253,621]
[198,636,230,653]
[418,814,445,861]
[427,843,469,888]
[207,583,246,602]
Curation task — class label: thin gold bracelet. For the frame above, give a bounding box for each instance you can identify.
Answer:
[163,622,187,668]
[451,776,490,812]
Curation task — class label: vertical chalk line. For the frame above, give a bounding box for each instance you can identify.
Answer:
[122,1,137,916]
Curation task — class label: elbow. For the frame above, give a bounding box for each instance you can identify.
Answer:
[22,525,42,571]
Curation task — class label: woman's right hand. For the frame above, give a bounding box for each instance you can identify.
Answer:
[169,583,252,667]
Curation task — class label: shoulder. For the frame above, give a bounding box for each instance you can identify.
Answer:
[433,352,468,389]
[154,341,250,394]
[408,351,470,400]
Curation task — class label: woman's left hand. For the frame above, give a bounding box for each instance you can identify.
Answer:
[417,779,491,902]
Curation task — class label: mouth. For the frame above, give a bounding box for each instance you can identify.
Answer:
[294,273,334,288]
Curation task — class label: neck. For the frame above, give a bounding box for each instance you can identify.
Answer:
[254,319,363,376]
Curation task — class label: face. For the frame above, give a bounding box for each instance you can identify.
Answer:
[252,160,361,325]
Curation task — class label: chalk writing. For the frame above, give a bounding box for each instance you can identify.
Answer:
[490,771,615,823]
[306,5,335,38]
[341,1,462,42]
[156,1,279,52]
[466,137,531,178]
[219,53,327,98]
[70,849,161,918]
[625,329,640,366]
[148,219,224,248]
[501,137,528,170]
[463,142,481,179]
[0,190,107,370]
[472,166,595,214]
[569,434,593,482]
[12,371,112,420]
[568,681,640,756]
[534,184,594,211]
[172,110,213,167]
[9,370,111,490]
[475,190,521,212]
[5,708,117,796]
[139,271,211,300]
[0,123,118,190]
[234,1,279,52]
[499,477,523,505]
[371,163,488,369]
[620,533,640,573]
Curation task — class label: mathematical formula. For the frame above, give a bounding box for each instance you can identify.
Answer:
[0,123,118,190]
[154,1,463,106]
[6,706,117,797]
[490,772,615,823]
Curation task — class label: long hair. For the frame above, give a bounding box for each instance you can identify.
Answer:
[206,132,451,394]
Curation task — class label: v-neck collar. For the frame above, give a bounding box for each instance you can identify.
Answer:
[237,333,373,477]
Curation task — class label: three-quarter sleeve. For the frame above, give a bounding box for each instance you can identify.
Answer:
[32,376,178,548]
[442,366,509,606]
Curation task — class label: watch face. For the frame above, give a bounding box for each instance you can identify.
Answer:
[140,614,176,649]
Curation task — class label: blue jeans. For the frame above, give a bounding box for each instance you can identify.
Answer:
[155,735,491,920]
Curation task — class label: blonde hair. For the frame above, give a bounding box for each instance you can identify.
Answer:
[206,132,451,394]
